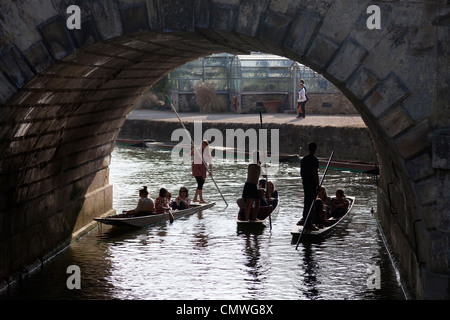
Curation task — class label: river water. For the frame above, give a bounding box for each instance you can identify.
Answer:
[1,145,407,300]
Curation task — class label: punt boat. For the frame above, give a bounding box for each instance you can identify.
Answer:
[115,139,155,147]
[236,198,280,228]
[94,202,215,227]
[145,141,298,162]
[291,196,355,242]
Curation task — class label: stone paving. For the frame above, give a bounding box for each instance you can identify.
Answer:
[127,109,367,128]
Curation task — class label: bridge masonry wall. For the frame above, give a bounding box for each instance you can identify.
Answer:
[0,0,448,298]
[0,1,221,289]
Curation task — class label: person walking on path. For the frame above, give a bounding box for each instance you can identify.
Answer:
[297,142,319,230]
[191,140,213,203]
[296,80,307,119]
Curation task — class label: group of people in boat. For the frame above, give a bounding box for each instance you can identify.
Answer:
[122,139,349,229]
[237,178,279,221]
[258,179,279,208]
[297,141,350,231]
[123,140,214,217]
[123,185,193,217]
[301,186,350,230]
[237,151,279,222]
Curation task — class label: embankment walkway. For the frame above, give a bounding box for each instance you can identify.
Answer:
[126,109,367,128]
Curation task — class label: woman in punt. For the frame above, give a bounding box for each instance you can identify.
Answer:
[266,181,278,207]
[123,186,155,217]
[155,188,171,214]
[329,188,349,219]
[172,187,191,210]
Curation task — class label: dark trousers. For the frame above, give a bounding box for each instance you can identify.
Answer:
[195,176,205,190]
[303,185,316,223]
[299,102,306,117]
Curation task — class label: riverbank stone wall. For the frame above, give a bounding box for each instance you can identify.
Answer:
[118,118,377,163]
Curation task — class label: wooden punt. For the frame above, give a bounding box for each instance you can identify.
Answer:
[291,196,355,242]
[319,158,378,174]
[236,198,280,227]
[94,202,215,227]
[116,139,155,147]
[145,141,298,162]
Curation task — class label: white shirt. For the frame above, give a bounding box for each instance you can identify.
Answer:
[193,146,212,165]
[135,197,155,212]
[298,88,307,102]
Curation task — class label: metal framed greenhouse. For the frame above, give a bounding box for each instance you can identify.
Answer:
[230,53,299,113]
[165,52,351,114]
[166,53,232,112]
[167,53,232,93]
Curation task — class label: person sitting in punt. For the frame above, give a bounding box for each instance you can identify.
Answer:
[312,198,327,228]
[318,186,332,214]
[172,187,191,210]
[166,191,173,209]
[123,186,155,217]
[258,179,266,190]
[266,181,278,207]
[155,188,171,214]
[259,188,269,206]
[329,188,349,219]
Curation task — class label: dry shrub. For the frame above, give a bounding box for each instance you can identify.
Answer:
[135,92,164,109]
[195,81,228,113]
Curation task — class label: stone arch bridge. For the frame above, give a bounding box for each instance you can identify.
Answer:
[0,0,448,299]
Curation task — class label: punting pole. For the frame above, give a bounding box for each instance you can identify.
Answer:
[166,95,228,207]
[259,112,272,230]
[295,150,334,250]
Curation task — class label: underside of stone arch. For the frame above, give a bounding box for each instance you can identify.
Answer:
[0,0,448,299]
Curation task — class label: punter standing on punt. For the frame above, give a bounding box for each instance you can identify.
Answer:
[241,151,261,221]
[297,142,319,231]
[191,140,213,203]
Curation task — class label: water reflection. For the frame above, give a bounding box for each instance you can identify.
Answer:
[300,243,320,299]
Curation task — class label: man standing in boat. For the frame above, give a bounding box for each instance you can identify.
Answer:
[242,151,261,221]
[298,142,319,230]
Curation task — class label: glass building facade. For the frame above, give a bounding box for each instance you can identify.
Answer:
[167,53,232,94]
[166,52,342,113]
